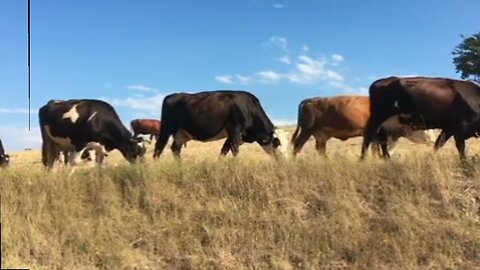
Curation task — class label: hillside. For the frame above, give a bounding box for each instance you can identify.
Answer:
[1,133,480,269]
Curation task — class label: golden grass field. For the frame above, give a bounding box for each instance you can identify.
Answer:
[1,128,480,269]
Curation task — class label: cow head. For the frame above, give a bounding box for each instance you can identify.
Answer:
[0,153,10,168]
[123,137,147,163]
[259,127,289,159]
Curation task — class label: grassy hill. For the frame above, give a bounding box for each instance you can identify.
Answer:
[1,132,480,269]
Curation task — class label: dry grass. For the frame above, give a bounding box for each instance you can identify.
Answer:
[1,130,480,269]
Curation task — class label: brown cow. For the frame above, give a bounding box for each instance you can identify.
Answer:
[131,119,161,141]
[291,95,432,156]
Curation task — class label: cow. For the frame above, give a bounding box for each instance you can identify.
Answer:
[0,138,10,167]
[153,90,286,159]
[361,76,480,159]
[39,99,146,169]
[290,95,433,157]
[131,119,161,141]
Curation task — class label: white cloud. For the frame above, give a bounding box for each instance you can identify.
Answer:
[277,55,291,65]
[215,75,252,85]
[0,108,36,114]
[126,84,157,92]
[295,55,344,82]
[269,36,288,51]
[302,45,309,52]
[331,54,344,62]
[215,75,235,84]
[272,3,284,8]
[104,94,165,117]
[215,54,344,85]
[257,70,282,84]
[236,74,252,85]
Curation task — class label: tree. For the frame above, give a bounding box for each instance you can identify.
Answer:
[452,32,480,82]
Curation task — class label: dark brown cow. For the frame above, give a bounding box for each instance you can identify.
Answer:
[153,90,285,159]
[131,119,161,140]
[291,95,432,156]
[362,76,480,159]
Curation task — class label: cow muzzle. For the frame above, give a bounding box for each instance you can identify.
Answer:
[0,154,10,167]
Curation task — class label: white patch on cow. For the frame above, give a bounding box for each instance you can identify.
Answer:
[68,151,80,165]
[393,100,400,108]
[44,125,74,148]
[62,104,80,123]
[84,142,108,165]
[87,111,98,122]
[66,142,107,166]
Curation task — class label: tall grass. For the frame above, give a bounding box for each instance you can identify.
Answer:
[1,152,480,269]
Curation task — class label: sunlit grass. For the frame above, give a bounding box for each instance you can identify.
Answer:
[1,131,480,269]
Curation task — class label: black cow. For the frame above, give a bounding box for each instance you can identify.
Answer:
[153,90,284,159]
[0,138,10,167]
[39,99,146,168]
[361,76,480,159]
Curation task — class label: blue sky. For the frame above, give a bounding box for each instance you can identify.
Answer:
[0,0,479,151]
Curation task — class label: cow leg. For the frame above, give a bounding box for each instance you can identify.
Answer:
[220,138,231,156]
[313,134,328,157]
[42,142,56,169]
[292,130,311,156]
[434,130,451,151]
[453,133,467,160]
[361,117,385,159]
[377,128,391,159]
[62,150,70,165]
[153,127,174,159]
[170,140,183,159]
[226,126,242,156]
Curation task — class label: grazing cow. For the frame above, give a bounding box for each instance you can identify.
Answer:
[39,99,146,168]
[0,138,10,167]
[291,95,433,156]
[362,76,480,159]
[131,119,161,141]
[153,90,285,159]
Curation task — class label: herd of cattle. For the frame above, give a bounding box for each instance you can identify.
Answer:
[1,76,480,169]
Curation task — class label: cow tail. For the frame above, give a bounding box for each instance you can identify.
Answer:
[290,126,300,145]
[290,101,305,144]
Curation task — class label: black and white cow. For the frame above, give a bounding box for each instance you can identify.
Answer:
[0,138,10,168]
[39,99,146,168]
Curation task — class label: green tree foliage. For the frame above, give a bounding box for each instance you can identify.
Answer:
[453,32,480,82]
